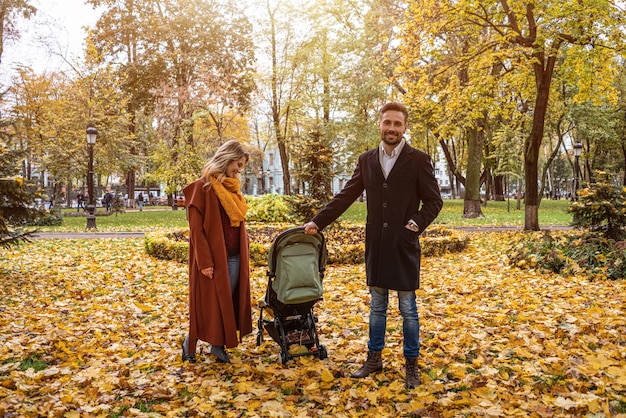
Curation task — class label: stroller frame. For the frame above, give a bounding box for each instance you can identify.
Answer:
[256,227,328,364]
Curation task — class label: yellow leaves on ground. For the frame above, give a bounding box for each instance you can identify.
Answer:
[1,233,626,417]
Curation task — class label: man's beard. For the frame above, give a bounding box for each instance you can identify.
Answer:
[381,131,402,146]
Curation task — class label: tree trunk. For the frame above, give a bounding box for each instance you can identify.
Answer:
[66,179,73,208]
[516,179,522,211]
[274,130,291,195]
[438,138,465,188]
[463,126,484,218]
[269,5,291,195]
[493,174,505,201]
[524,52,558,230]
[126,171,136,208]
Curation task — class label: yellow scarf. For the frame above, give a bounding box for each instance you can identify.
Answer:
[210,176,248,226]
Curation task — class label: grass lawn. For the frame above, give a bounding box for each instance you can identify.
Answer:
[42,207,190,232]
[338,198,572,227]
[38,198,573,232]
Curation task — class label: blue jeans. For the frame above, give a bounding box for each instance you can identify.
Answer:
[227,254,240,296]
[368,286,420,358]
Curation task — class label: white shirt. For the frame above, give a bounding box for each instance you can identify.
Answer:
[379,139,405,179]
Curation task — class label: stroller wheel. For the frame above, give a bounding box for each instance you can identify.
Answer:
[318,345,328,360]
[256,332,263,346]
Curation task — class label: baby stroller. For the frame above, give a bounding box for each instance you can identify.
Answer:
[256,226,329,364]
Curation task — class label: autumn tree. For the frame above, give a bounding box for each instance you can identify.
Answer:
[313,0,397,173]
[250,0,312,195]
[398,0,625,230]
[568,65,626,186]
[87,0,162,202]
[251,0,399,196]
[398,6,500,218]
[0,0,36,65]
[7,46,132,207]
[88,0,255,201]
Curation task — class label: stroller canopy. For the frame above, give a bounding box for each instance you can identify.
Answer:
[268,227,328,305]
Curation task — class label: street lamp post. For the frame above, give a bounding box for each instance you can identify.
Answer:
[573,142,583,201]
[86,126,98,231]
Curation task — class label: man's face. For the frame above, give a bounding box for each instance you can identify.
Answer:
[379,110,407,147]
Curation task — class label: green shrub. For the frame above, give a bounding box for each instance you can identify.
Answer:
[569,170,626,240]
[28,214,63,226]
[508,230,626,280]
[421,225,470,257]
[249,242,268,267]
[145,223,469,266]
[246,195,295,223]
[144,229,189,263]
[322,222,469,262]
[144,226,280,266]
[111,196,126,214]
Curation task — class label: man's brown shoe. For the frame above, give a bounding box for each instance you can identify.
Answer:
[351,351,383,378]
[405,356,420,388]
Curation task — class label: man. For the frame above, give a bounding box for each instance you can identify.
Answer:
[304,102,443,388]
[77,192,84,212]
[104,191,113,212]
[137,192,144,211]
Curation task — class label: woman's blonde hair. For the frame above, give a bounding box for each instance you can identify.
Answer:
[201,140,250,185]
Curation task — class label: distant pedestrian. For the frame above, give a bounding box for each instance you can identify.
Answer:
[77,193,84,212]
[104,191,113,212]
[137,193,144,211]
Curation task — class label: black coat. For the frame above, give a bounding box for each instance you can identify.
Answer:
[312,144,443,291]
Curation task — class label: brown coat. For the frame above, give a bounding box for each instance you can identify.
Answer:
[183,178,252,348]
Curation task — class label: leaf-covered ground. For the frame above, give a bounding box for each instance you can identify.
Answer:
[1,233,625,417]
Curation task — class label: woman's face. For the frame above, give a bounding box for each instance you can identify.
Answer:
[225,156,247,178]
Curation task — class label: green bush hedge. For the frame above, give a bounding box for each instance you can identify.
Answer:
[507,230,626,280]
[245,195,295,223]
[145,222,469,266]
[144,229,189,263]
[26,213,63,226]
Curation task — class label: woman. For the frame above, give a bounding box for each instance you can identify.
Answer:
[181,140,252,363]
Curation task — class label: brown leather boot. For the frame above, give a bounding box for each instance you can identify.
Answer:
[405,356,420,388]
[351,351,383,378]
